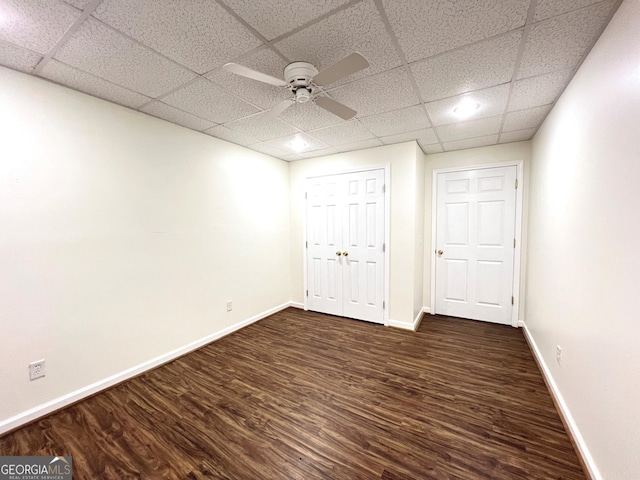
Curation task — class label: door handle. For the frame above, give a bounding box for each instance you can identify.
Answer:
[343,251,349,256]
[336,251,342,256]
[437,249,444,256]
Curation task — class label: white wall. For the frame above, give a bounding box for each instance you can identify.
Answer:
[423,142,531,318]
[288,142,424,327]
[526,0,640,477]
[0,67,291,431]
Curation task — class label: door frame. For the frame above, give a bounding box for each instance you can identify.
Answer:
[303,165,391,324]
[430,161,524,327]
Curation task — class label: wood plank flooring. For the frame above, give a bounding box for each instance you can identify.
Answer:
[0,308,585,479]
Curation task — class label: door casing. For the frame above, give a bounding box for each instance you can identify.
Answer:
[430,161,524,327]
[303,165,391,324]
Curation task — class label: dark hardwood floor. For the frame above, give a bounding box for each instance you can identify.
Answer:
[0,308,585,479]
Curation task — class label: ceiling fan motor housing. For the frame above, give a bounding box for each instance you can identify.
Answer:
[284,61,318,89]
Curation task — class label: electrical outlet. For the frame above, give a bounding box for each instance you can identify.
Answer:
[556,345,562,365]
[226,301,232,312]
[29,359,46,380]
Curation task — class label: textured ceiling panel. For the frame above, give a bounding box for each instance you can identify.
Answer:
[508,68,573,111]
[54,18,197,97]
[379,128,438,146]
[161,78,259,124]
[382,0,529,62]
[411,30,522,102]
[517,1,614,79]
[278,101,344,132]
[329,67,420,118]
[223,0,351,41]
[503,104,552,131]
[310,120,377,146]
[499,128,536,143]
[206,48,289,110]
[203,125,260,147]
[358,105,430,137]
[223,112,299,141]
[0,0,80,54]
[443,134,500,151]
[140,101,215,132]
[426,84,511,126]
[336,138,384,152]
[533,0,603,22]
[0,0,619,158]
[0,40,42,73]
[437,115,503,142]
[93,0,261,74]
[39,59,151,108]
[274,1,401,85]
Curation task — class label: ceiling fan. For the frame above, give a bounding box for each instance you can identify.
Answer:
[222,52,369,121]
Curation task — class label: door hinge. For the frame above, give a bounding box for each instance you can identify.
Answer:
[382,184,386,193]
[305,192,307,199]
[383,301,385,310]
[511,296,514,305]
[305,241,308,249]
[306,290,309,297]
[514,238,516,248]
[382,243,386,252]
[515,179,518,189]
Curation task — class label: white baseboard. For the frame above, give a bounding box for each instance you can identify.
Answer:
[388,307,431,332]
[0,302,293,436]
[288,301,304,309]
[521,321,601,480]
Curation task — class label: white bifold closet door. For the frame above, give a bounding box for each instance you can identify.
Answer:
[306,169,385,324]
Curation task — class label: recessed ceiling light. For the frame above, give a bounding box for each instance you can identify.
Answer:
[288,136,308,152]
[453,98,480,118]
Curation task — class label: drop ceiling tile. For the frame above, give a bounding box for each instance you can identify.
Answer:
[223,0,351,41]
[508,68,572,111]
[443,134,499,151]
[92,0,261,74]
[336,138,384,153]
[261,133,330,155]
[426,84,510,126]
[533,0,603,22]
[329,67,420,118]
[39,59,151,108]
[423,143,444,154]
[223,112,299,141]
[410,30,522,102]
[278,101,344,131]
[0,40,42,72]
[63,0,90,9]
[380,128,438,146]
[517,1,614,79]
[54,18,197,97]
[0,0,80,55]
[204,125,260,147]
[359,105,430,137]
[274,1,401,85]
[140,101,215,131]
[206,48,289,110]
[310,120,377,146]
[437,115,502,142]
[298,147,340,158]
[250,142,288,158]
[162,78,259,124]
[382,0,529,62]
[503,105,552,132]
[500,128,537,143]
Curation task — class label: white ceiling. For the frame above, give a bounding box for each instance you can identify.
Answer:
[0,0,620,160]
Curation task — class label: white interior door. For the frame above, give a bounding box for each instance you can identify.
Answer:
[306,169,385,324]
[435,166,517,325]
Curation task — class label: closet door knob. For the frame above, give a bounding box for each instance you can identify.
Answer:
[343,251,349,256]
[437,249,444,256]
[336,251,342,256]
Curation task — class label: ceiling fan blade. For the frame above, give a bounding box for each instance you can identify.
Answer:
[313,52,370,87]
[315,96,357,120]
[264,99,295,119]
[222,63,288,87]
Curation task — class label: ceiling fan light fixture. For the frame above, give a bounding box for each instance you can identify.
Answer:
[453,98,480,118]
[288,136,308,152]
